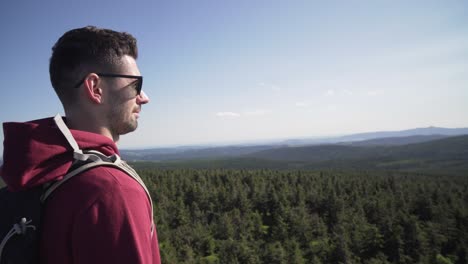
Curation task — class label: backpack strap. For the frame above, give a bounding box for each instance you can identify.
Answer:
[42,115,155,235]
[53,114,101,162]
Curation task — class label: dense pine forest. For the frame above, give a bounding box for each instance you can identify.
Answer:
[138,168,468,264]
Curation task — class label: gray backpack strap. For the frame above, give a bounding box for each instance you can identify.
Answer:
[42,114,155,236]
[53,114,100,162]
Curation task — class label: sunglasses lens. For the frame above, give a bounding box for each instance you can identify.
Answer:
[130,79,142,95]
[138,78,143,95]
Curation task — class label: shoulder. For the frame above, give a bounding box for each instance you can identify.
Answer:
[47,165,149,214]
[74,165,143,193]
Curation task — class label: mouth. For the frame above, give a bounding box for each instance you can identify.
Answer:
[133,108,141,118]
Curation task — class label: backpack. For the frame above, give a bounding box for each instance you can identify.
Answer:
[0,186,43,264]
[0,114,153,264]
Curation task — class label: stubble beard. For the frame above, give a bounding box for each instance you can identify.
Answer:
[107,95,138,137]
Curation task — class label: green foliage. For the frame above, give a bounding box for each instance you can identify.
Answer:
[200,254,219,264]
[138,169,468,263]
[435,254,454,264]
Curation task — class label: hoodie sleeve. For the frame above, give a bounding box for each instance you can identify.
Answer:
[72,173,154,264]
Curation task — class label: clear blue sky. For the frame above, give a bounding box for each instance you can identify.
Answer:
[1,0,467,153]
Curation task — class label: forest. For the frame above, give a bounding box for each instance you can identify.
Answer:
[138,168,468,264]
[1,136,467,264]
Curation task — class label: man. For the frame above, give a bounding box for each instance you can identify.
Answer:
[0,26,160,263]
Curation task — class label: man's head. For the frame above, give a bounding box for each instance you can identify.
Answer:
[50,26,149,141]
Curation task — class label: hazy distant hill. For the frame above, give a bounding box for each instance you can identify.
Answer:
[131,135,468,175]
[243,135,468,175]
[121,126,468,162]
[121,145,279,162]
[338,134,449,146]
[283,126,468,146]
[340,126,468,140]
[248,135,468,161]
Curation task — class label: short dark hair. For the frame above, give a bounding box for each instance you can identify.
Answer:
[49,26,138,105]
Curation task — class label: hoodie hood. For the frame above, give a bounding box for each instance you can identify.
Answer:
[1,116,119,191]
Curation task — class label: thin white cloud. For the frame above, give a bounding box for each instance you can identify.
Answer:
[258,81,281,92]
[216,112,241,118]
[366,89,384,96]
[325,89,335,96]
[342,89,353,96]
[324,89,353,97]
[326,104,338,111]
[271,85,281,92]
[295,102,309,108]
[244,109,271,116]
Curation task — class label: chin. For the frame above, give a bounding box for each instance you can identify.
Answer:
[116,121,138,136]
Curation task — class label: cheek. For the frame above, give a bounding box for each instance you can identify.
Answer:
[122,100,136,115]
[109,93,134,113]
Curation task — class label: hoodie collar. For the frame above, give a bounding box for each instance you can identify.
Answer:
[1,116,118,191]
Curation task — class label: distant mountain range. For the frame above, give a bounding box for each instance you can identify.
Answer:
[122,145,277,162]
[281,126,468,145]
[247,135,468,162]
[129,135,468,176]
[121,126,468,162]
[338,134,448,146]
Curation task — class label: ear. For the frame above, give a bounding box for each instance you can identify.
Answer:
[83,73,103,104]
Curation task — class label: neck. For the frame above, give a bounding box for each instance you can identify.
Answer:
[64,108,118,142]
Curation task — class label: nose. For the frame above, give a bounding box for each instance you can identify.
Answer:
[137,91,150,105]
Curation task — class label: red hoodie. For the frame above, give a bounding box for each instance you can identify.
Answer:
[1,117,161,264]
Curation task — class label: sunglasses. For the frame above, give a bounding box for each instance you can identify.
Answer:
[74,73,143,95]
